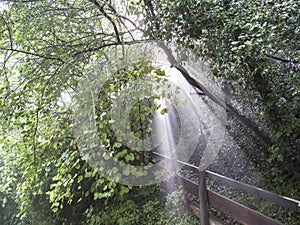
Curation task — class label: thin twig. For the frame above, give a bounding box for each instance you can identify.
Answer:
[266,54,299,64]
[73,40,144,56]
[1,47,65,62]
[32,109,39,164]
[89,0,121,43]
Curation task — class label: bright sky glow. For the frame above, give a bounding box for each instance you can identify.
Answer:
[0,2,8,12]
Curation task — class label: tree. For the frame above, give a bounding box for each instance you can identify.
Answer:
[1,1,198,224]
[1,0,299,223]
[0,0,156,223]
[145,0,300,197]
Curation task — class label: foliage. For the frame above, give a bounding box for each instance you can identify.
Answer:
[1,0,299,224]
[0,56,168,224]
[82,187,199,225]
[0,0,159,224]
[147,0,300,198]
[0,1,181,224]
[93,61,166,168]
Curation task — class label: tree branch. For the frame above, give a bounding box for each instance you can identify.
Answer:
[143,0,160,36]
[73,40,144,56]
[158,42,206,95]
[32,109,39,164]
[266,54,299,64]
[1,47,65,62]
[159,42,273,146]
[89,0,121,43]
[106,3,137,41]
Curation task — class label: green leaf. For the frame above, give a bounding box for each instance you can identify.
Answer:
[78,175,83,183]
[108,119,115,124]
[160,108,170,115]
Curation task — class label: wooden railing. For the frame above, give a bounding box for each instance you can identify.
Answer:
[154,152,300,225]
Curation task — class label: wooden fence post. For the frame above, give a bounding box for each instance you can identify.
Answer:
[199,170,209,225]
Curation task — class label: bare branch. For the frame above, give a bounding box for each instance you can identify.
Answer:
[157,42,205,95]
[105,3,137,41]
[89,0,121,43]
[159,42,273,146]
[266,54,299,64]
[0,47,65,62]
[32,109,39,164]
[73,40,144,56]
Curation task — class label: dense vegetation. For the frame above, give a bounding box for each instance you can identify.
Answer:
[0,0,299,224]
[145,0,300,196]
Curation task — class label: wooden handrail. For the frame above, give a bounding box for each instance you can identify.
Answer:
[206,171,300,213]
[154,152,300,213]
[163,174,285,225]
[155,152,300,224]
[208,191,284,225]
